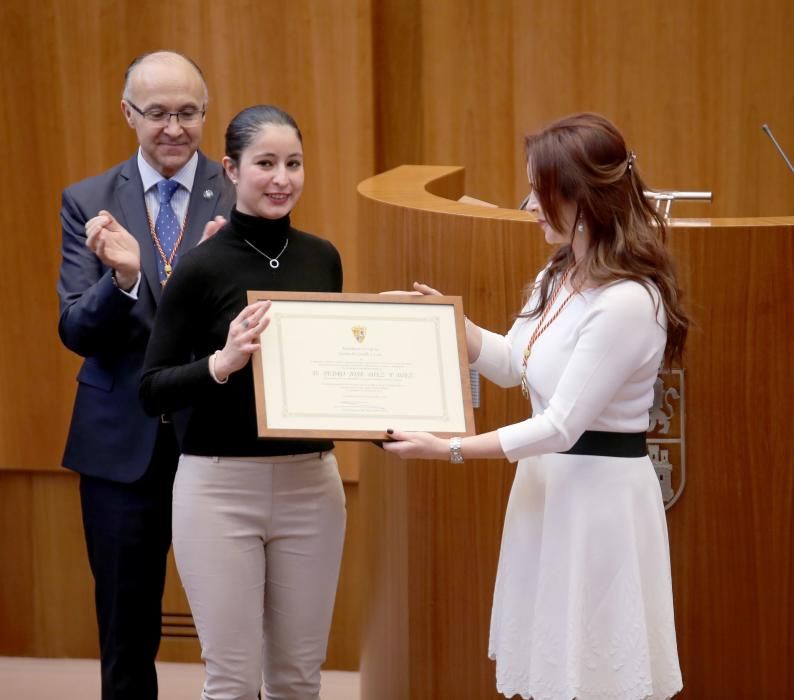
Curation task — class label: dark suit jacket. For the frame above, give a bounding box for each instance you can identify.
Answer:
[58,151,235,482]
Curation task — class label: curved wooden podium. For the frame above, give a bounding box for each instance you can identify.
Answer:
[357,166,794,700]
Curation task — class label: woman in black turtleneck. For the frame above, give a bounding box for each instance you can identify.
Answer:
[141,106,345,700]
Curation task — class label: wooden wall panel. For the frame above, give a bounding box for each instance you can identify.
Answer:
[2,0,793,684]
[0,474,37,652]
[3,5,793,459]
[665,225,794,697]
[512,0,794,218]
[0,0,369,671]
[372,0,794,217]
[420,2,518,205]
[0,0,373,472]
[0,473,361,671]
[0,473,97,657]
[372,0,424,169]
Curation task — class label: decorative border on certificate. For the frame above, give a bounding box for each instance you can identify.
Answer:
[247,291,475,440]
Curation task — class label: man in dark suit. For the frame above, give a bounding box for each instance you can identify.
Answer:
[57,51,234,700]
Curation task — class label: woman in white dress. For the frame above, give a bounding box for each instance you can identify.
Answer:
[383,112,687,700]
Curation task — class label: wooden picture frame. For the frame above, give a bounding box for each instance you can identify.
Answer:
[247,291,475,440]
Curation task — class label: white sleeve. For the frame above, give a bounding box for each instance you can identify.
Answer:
[470,270,544,388]
[497,283,665,462]
[470,322,524,388]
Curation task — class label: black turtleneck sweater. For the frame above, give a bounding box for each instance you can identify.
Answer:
[140,208,342,456]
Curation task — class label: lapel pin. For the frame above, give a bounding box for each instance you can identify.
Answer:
[202,189,214,200]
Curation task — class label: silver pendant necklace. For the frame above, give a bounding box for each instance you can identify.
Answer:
[244,237,289,269]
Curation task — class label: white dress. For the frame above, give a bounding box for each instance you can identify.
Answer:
[472,276,683,700]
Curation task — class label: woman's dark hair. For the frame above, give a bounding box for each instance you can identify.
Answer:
[523,112,689,367]
[224,105,303,163]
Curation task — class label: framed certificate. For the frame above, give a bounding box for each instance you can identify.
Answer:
[247,291,475,440]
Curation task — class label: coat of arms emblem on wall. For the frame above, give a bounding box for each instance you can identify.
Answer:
[648,368,686,510]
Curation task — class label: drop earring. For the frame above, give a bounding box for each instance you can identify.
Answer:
[576,218,584,233]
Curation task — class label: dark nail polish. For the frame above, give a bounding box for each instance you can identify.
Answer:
[386,428,394,435]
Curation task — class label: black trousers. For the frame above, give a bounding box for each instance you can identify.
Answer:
[80,423,179,700]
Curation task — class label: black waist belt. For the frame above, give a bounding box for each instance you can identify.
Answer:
[559,430,647,458]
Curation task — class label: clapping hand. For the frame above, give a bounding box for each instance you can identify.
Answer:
[85,210,140,287]
[199,216,227,244]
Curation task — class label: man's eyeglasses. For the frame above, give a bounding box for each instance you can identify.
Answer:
[125,100,205,125]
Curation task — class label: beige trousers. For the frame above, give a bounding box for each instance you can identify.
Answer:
[173,452,346,700]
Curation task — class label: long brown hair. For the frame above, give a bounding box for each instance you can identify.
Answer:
[522,112,688,367]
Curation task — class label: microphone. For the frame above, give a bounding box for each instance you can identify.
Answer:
[761,123,794,176]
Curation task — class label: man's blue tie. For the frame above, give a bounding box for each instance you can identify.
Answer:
[154,179,182,284]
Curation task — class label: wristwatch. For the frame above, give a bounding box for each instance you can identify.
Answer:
[449,437,464,464]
